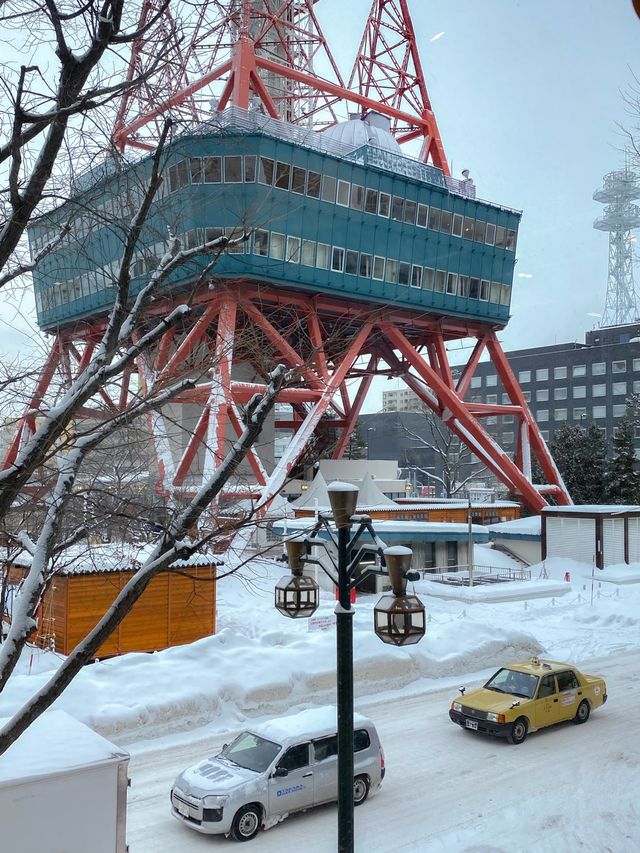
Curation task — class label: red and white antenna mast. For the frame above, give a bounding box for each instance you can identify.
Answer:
[348,0,449,172]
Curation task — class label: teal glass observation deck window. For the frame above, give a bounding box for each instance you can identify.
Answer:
[28,107,521,330]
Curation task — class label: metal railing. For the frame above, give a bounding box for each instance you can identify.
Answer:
[423,564,531,585]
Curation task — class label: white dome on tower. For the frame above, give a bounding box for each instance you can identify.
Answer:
[322,111,401,154]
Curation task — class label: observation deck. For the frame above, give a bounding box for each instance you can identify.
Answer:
[28,107,521,332]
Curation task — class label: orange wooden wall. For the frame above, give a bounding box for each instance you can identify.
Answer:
[41,567,216,656]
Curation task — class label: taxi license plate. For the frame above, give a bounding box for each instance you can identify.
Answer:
[465,719,478,731]
[177,801,190,817]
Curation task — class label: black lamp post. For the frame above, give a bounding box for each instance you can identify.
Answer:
[275,482,426,853]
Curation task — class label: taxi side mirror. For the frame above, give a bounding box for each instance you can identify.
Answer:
[273,766,288,778]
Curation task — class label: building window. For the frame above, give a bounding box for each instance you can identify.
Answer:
[224,155,243,183]
[503,431,514,444]
[440,209,452,234]
[470,376,481,389]
[522,390,531,402]
[398,262,411,286]
[405,200,417,225]
[573,407,587,420]
[452,213,463,237]
[613,404,627,417]
[423,267,434,290]
[503,415,514,424]
[592,405,606,419]
[378,192,391,217]
[536,389,549,402]
[592,362,606,375]
[612,360,627,374]
[253,229,269,256]
[204,156,223,183]
[446,541,458,568]
[572,364,586,377]
[486,374,497,387]
[416,203,428,227]
[554,366,567,379]
[291,166,306,194]
[372,256,385,280]
[360,253,373,277]
[537,410,549,422]
[536,368,549,381]
[518,370,531,383]
[391,196,404,220]
[486,416,497,425]
[411,265,423,288]
[386,259,398,284]
[275,161,291,190]
[613,381,627,395]
[301,239,315,267]
[540,430,549,441]
[634,380,640,394]
[424,542,436,569]
[321,175,337,203]
[486,394,498,404]
[350,184,364,210]
[592,384,606,397]
[554,408,568,421]
[336,180,350,206]
[634,358,640,372]
[307,171,321,198]
[316,243,330,269]
[554,387,567,400]
[345,249,358,275]
[485,222,496,245]
[270,232,285,260]
[572,386,586,399]
[363,188,377,213]
[286,236,301,263]
[331,246,344,271]
[429,207,442,230]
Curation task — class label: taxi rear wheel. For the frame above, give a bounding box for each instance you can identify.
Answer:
[353,775,370,806]
[507,717,528,745]
[573,700,590,724]
[230,804,262,842]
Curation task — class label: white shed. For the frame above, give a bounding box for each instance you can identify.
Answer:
[541,505,640,568]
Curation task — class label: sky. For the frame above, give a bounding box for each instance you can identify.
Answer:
[2,2,639,393]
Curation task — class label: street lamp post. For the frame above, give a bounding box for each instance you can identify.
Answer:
[275,482,426,853]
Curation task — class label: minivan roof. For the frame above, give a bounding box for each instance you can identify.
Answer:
[248,706,372,746]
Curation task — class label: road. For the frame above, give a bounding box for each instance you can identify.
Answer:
[126,649,640,852]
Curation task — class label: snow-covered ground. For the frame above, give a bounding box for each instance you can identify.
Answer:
[1,549,639,744]
[2,546,640,850]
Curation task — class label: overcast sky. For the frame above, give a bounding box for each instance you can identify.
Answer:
[2,1,639,400]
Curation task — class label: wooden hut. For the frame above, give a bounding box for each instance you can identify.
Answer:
[33,544,217,657]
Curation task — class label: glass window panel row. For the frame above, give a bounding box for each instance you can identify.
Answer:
[161,154,518,250]
[252,229,511,305]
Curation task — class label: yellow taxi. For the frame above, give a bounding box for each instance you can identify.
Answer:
[449,658,607,744]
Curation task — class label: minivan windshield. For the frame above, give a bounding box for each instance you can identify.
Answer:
[219,732,282,773]
[484,667,538,699]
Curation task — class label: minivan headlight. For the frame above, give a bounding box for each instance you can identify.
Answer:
[452,702,462,712]
[203,795,228,808]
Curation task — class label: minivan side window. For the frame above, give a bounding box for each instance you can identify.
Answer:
[354,729,371,752]
[279,743,310,771]
[314,735,338,762]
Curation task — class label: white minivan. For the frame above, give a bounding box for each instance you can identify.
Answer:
[170,706,385,841]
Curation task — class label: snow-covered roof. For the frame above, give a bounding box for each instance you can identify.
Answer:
[291,471,397,511]
[542,505,640,515]
[488,516,542,538]
[0,710,128,785]
[274,518,491,543]
[396,499,519,509]
[249,706,371,745]
[48,541,220,575]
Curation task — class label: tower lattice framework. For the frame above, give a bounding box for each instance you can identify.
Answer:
[4,0,572,530]
[593,167,640,326]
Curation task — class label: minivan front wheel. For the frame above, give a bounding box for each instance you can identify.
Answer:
[353,775,370,805]
[230,804,262,842]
